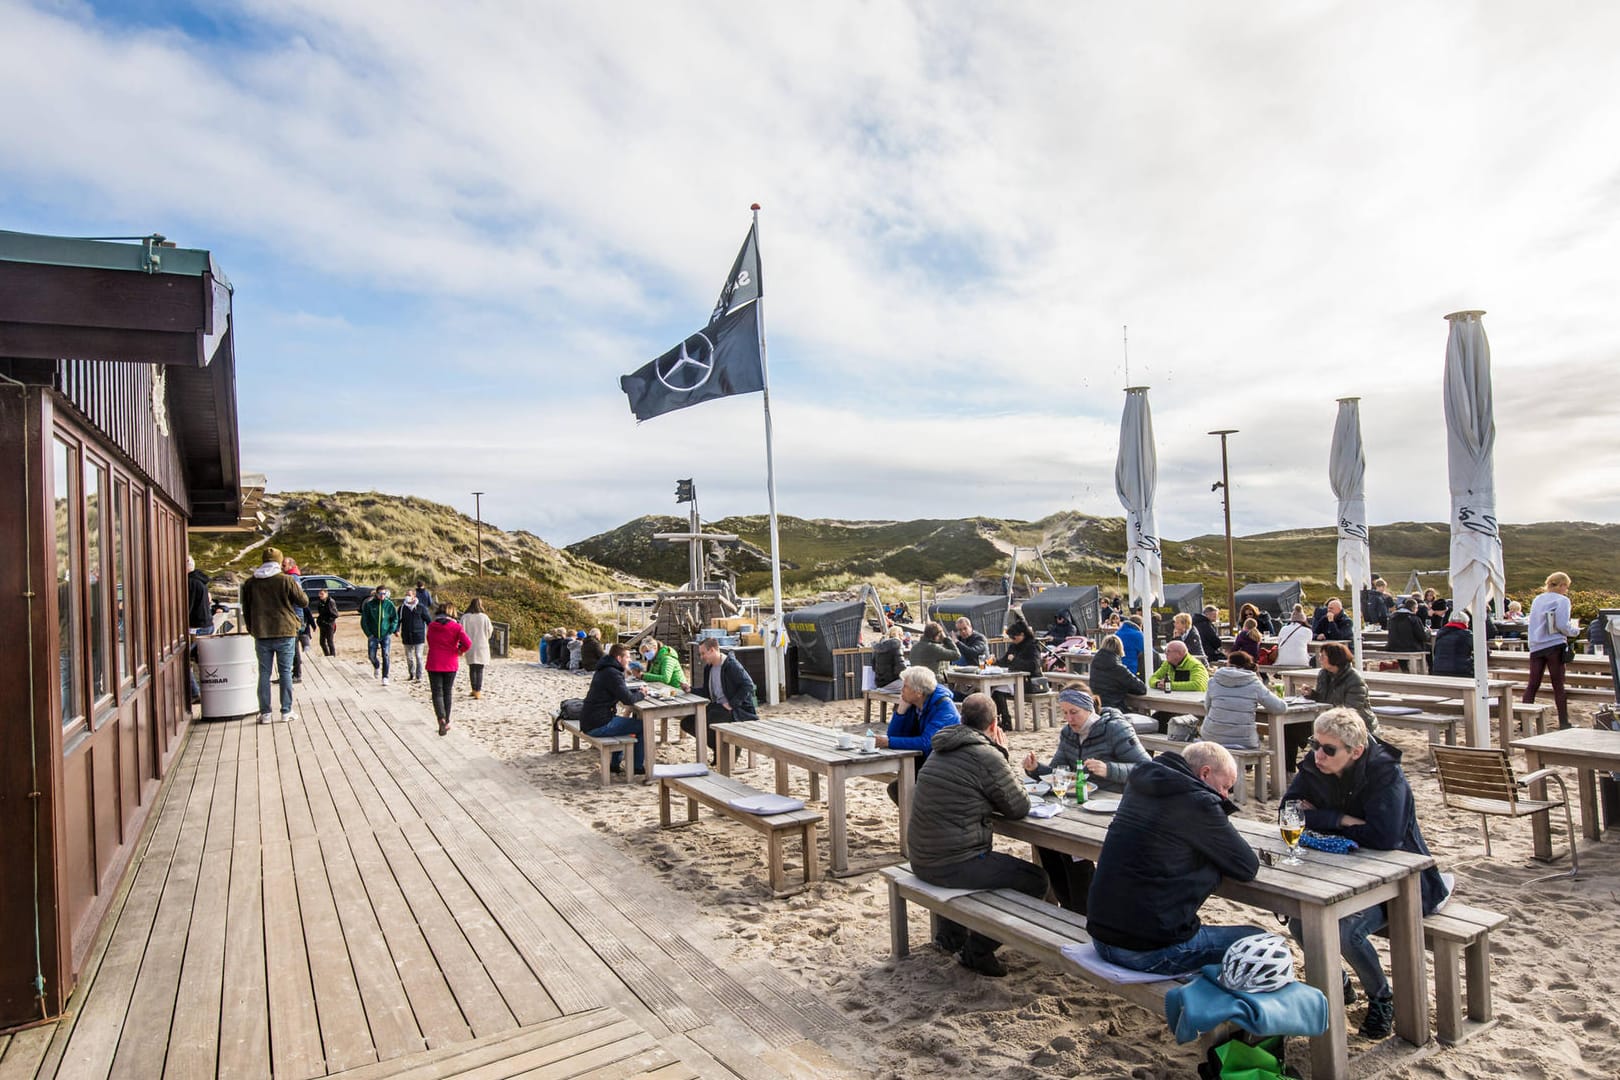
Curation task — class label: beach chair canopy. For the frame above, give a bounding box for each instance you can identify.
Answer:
[1234,581,1302,619]
[1021,586,1101,636]
[1158,583,1204,616]
[927,594,1010,642]
[785,600,864,676]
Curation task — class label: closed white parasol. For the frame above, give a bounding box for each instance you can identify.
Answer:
[1116,387,1163,680]
[1330,397,1371,662]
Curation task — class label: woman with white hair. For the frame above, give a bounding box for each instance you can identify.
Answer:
[1281,708,1450,1039]
[874,666,960,802]
[1525,571,1580,729]
[871,625,906,691]
[1275,605,1313,668]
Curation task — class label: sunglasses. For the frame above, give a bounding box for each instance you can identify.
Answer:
[1308,737,1343,757]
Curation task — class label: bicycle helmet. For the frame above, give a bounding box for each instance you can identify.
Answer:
[1219,933,1295,994]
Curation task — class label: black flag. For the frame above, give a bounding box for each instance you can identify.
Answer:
[620,225,764,422]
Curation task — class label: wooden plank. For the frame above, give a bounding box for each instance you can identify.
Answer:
[321,1010,626,1080]
[216,718,270,1080]
[260,726,324,1080]
[288,832,377,1072]
[0,1024,53,1080]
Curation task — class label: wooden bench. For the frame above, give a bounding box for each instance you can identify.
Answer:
[550,718,639,786]
[862,687,903,725]
[1136,732,1270,802]
[1024,689,1059,729]
[881,866,1228,1054]
[1370,708,1459,746]
[1369,901,1506,1046]
[659,772,822,897]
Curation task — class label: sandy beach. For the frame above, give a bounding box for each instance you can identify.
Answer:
[327,621,1618,1079]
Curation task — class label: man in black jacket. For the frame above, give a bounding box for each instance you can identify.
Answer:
[952,618,988,666]
[1313,598,1353,642]
[1384,597,1431,672]
[312,588,341,657]
[187,557,217,632]
[1086,742,1263,974]
[686,638,758,753]
[581,643,647,775]
[1192,605,1224,659]
[1281,708,1450,1039]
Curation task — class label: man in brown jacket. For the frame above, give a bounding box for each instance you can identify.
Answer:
[239,547,309,724]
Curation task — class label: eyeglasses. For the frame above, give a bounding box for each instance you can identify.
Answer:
[1308,737,1342,757]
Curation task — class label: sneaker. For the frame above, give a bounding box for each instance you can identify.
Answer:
[292,676,301,683]
[958,950,1008,978]
[257,712,272,725]
[1358,994,1394,1039]
[372,667,379,679]
[282,712,298,723]
[381,677,389,686]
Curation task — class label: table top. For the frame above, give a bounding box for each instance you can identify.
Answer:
[710,716,919,768]
[994,807,1431,910]
[1297,669,1515,692]
[626,689,708,713]
[1124,688,1323,718]
[1512,727,1620,761]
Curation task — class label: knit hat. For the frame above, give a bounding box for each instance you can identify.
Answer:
[1057,688,1093,711]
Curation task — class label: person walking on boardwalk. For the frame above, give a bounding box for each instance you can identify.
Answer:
[312,587,340,657]
[360,586,400,685]
[239,546,309,725]
[460,598,494,699]
[425,603,472,736]
[398,587,433,682]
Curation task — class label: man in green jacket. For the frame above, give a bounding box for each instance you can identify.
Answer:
[1148,641,1210,692]
[906,693,1046,977]
[239,546,309,724]
[359,586,400,685]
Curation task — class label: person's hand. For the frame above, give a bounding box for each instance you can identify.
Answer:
[987,723,1007,749]
[874,734,890,749]
[680,683,690,694]
[723,703,732,712]
[1082,758,1106,778]
[1296,799,1316,810]
[1339,814,1365,827]
[1022,750,1038,773]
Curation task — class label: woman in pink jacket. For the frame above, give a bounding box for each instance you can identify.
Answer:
[425,603,472,735]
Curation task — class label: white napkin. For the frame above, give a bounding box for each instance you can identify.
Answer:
[1026,802,1065,819]
[652,762,709,778]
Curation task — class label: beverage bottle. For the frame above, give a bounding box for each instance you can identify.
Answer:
[1074,769,1088,805]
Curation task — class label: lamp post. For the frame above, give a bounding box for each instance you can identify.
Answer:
[471,491,485,578]
[1209,430,1238,627]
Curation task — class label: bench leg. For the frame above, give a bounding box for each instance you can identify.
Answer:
[1433,939,1463,1045]
[659,780,672,827]
[1232,764,1247,804]
[768,831,787,895]
[887,878,909,958]
[551,722,560,754]
[1253,759,1268,803]
[1465,936,1493,1024]
[686,795,698,824]
[802,822,821,886]
[598,747,612,786]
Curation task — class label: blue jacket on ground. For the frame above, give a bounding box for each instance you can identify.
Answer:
[1116,622,1145,679]
[1165,965,1329,1044]
[885,684,960,758]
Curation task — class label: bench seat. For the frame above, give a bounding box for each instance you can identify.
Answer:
[551,717,639,785]
[1135,732,1270,802]
[659,772,822,896]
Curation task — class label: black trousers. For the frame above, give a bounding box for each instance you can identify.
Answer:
[429,670,456,721]
[681,702,753,751]
[319,623,337,656]
[468,663,485,692]
[913,853,1048,959]
[1036,848,1095,915]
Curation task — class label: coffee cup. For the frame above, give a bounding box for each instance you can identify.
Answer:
[836,733,856,750]
[862,734,877,752]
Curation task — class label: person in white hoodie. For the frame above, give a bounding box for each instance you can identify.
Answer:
[459,598,494,699]
[1274,605,1313,669]
[1525,571,1580,729]
[1200,652,1287,749]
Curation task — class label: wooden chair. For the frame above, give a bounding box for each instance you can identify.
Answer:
[1431,745,1579,880]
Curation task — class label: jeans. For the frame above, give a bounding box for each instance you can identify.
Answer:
[1289,904,1390,1001]
[468,663,485,692]
[255,636,296,715]
[368,635,392,677]
[404,641,426,680]
[1524,645,1569,726]
[1094,922,1267,976]
[913,852,1049,959]
[593,713,645,774]
[187,625,214,703]
[428,670,456,722]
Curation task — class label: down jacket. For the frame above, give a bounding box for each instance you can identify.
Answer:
[1023,708,1150,792]
[872,636,905,687]
[1431,621,1473,677]
[884,683,960,759]
[1086,752,1260,952]
[906,724,1030,869]
[1088,649,1147,711]
[1201,667,1286,750]
[1312,664,1378,732]
[580,655,643,734]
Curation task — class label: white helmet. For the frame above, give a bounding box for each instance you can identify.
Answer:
[1219,933,1295,994]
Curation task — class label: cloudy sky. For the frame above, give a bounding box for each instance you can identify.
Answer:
[5,1,1618,545]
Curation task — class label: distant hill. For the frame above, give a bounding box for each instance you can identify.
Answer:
[188,490,642,595]
[569,512,1620,606]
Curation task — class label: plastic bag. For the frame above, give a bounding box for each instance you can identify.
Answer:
[1198,1034,1297,1079]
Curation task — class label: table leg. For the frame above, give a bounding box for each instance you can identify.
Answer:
[774,759,790,797]
[639,712,657,783]
[1578,767,1601,841]
[809,771,821,803]
[694,707,708,766]
[716,730,732,778]
[1268,717,1285,796]
[1388,876,1431,1047]
[1525,749,1553,860]
[1299,905,1348,1080]
[896,757,915,856]
[827,773,849,876]
[1014,679,1025,730]
[1496,694,1513,750]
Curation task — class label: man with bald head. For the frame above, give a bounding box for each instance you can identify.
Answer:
[1147,639,1209,693]
[1086,741,1263,975]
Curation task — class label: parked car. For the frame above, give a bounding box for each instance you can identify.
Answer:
[294,574,374,612]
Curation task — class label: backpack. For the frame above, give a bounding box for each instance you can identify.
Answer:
[554,698,586,731]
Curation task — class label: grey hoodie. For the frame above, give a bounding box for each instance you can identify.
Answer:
[1201,666,1286,749]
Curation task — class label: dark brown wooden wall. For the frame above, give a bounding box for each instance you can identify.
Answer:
[54,358,188,513]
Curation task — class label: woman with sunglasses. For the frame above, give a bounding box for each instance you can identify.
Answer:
[1279,708,1451,1040]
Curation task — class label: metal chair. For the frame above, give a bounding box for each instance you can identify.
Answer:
[1431,745,1578,881]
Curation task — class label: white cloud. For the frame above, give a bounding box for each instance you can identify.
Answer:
[4,0,1619,548]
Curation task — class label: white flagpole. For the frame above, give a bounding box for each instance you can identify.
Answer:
[752,203,786,705]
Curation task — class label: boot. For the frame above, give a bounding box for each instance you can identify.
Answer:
[1342,972,1357,1006]
[958,949,1008,977]
[1359,993,1394,1039]
[472,689,482,700]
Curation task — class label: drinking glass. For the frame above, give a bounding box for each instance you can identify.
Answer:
[1278,801,1305,866]
[1050,768,1071,805]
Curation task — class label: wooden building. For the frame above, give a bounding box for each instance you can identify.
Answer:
[0,230,244,1030]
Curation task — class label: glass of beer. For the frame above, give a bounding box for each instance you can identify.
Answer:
[1050,767,1071,805]
[1279,801,1305,865]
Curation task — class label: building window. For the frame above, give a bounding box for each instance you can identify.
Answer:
[54,438,82,729]
[85,458,109,703]
[114,476,132,685]
[129,489,146,674]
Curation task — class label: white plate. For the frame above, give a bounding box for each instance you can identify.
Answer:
[1079,797,1120,813]
[1023,781,1052,796]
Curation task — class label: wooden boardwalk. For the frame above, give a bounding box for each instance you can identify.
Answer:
[1,655,848,1079]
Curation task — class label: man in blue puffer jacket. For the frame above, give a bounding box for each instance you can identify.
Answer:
[876,666,960,802]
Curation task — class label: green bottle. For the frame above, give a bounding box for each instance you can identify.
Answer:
[1074,769,1088,805]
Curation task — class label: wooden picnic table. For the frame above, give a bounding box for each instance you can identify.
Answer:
[1513,728,1620,859]
[1125,688,1323,795]
[993,811,1432,1080]
[1060,650,1095,674]
[941,666,1027,727]
[1361,650,1430,674]
[625,689,710,782]
[1282,669,1516,748]
[710,717,920,877]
